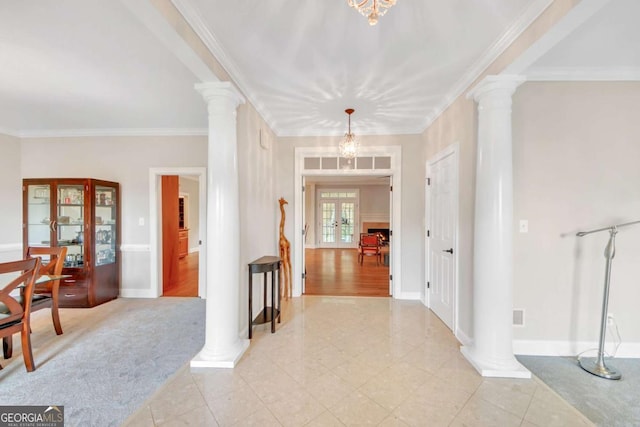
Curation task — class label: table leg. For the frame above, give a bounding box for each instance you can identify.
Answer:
[248,268,253,339]
[271,269,276,333]
[277,264,281,324]
[263,272,267,322]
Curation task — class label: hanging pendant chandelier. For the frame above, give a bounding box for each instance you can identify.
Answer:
[339,108,359,163]
[347,0,397,26]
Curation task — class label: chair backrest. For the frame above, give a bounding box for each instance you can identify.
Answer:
[360,233,380,247]
[26,246,67,280]
[0,257,40,324]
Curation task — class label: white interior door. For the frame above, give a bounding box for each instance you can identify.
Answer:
[302,176,306,293]
[427,149,457,330]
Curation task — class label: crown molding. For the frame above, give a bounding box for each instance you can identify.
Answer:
[526,66,640,81]
[17,128,208,138]
[421,0,554,132]
[171,0,277,134]
[119,0,217,82]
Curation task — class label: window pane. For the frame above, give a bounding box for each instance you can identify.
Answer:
[321,157,338,169]
[304,157,321,169]
[375,156,391,169]
[341,202,355,243]
[321,202,336,243]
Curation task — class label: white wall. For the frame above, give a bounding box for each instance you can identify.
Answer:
[419,0,582,344]
[276,135,425,297]
[236,106,277,330]
[0,133,24,262]
[512,81,640,355]
[20,135,208,292]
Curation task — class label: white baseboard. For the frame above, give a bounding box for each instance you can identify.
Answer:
[514,340,640,358]
[456,328,473,348]
[394,291,420,300]
[188,247,200,253]
[120,289,158,298]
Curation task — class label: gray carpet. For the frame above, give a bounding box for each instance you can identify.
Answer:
[0,297,205,427]
[518,355,640,427]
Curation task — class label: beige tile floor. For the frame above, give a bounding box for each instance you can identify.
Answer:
[124,296,594,426]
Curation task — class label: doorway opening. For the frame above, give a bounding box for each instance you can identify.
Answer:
[161,175,201,297]
[294,146,402,298]
[149,167,207,298]
[304,177,391,297]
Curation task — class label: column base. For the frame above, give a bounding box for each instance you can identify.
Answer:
[190,339,250,370]
[461,346,531,379]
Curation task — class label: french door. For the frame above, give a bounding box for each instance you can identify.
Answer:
[319,194,357,248]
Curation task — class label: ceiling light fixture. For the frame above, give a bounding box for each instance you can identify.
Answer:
[347,0,397,26]
[340,108,359,164]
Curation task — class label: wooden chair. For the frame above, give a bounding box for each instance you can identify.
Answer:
[26,246,68,335]
[358,233,381,266]
[0,257,41,372]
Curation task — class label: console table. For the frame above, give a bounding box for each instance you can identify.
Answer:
[248,256,281,339]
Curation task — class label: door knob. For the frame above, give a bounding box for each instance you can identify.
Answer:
[443,248,453,254]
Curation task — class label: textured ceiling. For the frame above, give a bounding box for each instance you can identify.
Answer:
[0,0,636,138]
[177,0,535,136]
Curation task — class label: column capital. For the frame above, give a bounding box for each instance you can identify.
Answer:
[466,75,526,103]
[195,81,246,111]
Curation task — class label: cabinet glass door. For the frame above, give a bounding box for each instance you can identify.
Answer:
[26,184,53,248]
[95,185,117,266]
[57,184,85,267]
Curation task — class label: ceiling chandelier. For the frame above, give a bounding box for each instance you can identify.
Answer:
[347,0,397,26]
[339,108,359,164]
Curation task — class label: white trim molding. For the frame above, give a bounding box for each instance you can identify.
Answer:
[18,128,208,139]
[120,288,158,299]
[421,0,553,131]
[295,145,402,298]
[171,0,275,134]
[395,291,420,301]
[149,167,207,299]
[514,340,640,358]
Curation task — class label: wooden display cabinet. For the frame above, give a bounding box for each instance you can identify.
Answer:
[22,178,120,308]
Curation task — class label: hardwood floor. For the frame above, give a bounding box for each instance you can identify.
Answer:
[163,252,199,297]
[304,248,390,297]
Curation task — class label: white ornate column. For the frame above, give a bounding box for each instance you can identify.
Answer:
[191,81,249,369]
[461,75,530,378]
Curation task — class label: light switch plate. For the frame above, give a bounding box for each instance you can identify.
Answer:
[519,220,528,233]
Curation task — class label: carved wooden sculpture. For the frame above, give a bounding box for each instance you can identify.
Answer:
[279,197,292,300]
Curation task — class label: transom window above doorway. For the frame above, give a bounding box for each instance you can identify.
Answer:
[303,156,392,171]
[320,191,357,198]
